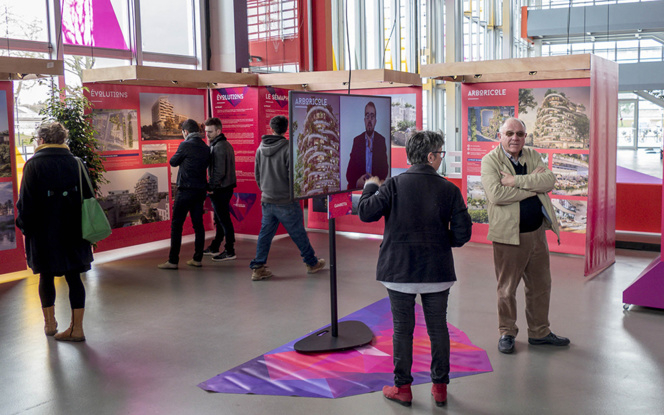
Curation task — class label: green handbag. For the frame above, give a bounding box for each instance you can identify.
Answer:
[77,158,112,243]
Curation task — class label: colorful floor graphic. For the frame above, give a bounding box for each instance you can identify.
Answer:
[198,297,492,398]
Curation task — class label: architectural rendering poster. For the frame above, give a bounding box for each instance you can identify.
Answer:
[462,79,592,256]
[0,82,26,273]
[84,83,209,250]
[140,93,205,141]
[98,167,169,229]
[210,86,288,235]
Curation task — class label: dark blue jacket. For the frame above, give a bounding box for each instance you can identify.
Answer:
[358,164,472,283]
[170,132,210,190]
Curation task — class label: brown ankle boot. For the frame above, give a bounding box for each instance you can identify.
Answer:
[54,308,85,342]
[382,384,412,406]
[42,306,57,336]
[431,383,447,406]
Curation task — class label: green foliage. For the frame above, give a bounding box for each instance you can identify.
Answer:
[469,209,488,224]
[518,89,537,115]
[40,86,107,195]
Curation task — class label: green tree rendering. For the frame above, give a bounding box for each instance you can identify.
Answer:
[518,89,537,115]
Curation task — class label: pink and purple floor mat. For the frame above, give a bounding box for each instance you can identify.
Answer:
[198,297,492,399]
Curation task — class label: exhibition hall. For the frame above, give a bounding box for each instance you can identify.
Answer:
[1,1,663,414]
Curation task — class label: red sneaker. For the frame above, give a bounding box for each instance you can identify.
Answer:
[431,383,447,406]
[382,384,412,407]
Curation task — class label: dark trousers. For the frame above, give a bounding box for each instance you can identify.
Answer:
[387,288,451,386]
[208,187,235,253]
[39,272,86,309]
[169,188,206,264]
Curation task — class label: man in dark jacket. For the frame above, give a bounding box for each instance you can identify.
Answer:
[203,117,237,262]
[249,115,325,281]
[346,101,389,189]
[158,119,210,269]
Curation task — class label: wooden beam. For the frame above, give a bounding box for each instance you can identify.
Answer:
[453,70,590,83]
[82,65,259,88]
[421,54,593,81]
[257,69,421,90]
[0,56,64,77]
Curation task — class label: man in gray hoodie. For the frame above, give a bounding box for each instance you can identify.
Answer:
[249,115,325,281]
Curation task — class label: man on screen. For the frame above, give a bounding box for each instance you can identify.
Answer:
[346,101,389,189]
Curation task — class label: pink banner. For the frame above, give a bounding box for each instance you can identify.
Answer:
[462,79,593,257]
[83,83,211,252]
[585,56,618,277]
[210,87,290,236]
[0,82,26,274]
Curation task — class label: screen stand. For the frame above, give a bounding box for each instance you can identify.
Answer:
[294,217,374,353]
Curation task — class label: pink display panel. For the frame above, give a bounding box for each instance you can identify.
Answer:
[210,86,290,236]
[0,82,26,274]
[84,83,211,251]
[463,79,591,257]
[461,69,617,277]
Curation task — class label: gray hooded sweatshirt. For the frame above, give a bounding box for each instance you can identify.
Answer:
[255,135,291,204]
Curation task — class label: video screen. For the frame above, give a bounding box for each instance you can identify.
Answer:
[289,91,391,200]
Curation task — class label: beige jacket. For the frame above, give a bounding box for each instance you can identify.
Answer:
[480,145,560,245]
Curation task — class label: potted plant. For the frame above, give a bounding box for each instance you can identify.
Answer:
[40,85,107,195]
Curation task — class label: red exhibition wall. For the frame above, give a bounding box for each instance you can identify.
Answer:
[306,86,423,234]
[210,86,290,236]
[461,63,617,276]
[0,81,26,274]
[83,83,212,251]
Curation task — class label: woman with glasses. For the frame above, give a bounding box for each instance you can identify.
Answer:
[358,130,472,407]
[16,122,93,342]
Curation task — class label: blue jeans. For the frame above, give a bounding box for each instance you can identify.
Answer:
[387,288,450,386]
[250,202,318,269]
[169,188,206,264]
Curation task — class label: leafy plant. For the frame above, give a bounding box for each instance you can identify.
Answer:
[40,85,107,195]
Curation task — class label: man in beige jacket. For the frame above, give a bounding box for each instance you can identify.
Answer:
[481,117,569,354]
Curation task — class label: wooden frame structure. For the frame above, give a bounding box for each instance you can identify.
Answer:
[0,56,64,80]
[422,54,618,277]
[257,69,422,91]
[82,65,258,89]
[421,54,593,83]
[82,66,422,91]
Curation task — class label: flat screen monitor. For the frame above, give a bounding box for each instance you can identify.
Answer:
[289,91,391,200]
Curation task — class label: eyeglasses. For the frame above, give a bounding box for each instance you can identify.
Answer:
[431,150,446,158]
[364,113,376,120]
[504,131,527,138]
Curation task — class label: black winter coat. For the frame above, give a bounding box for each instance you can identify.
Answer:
[16,146,93,275]
[358,164,472,284]
[170,133,210,190]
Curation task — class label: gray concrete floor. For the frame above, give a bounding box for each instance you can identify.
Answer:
[1,232,663,415]
[617,148,663,179]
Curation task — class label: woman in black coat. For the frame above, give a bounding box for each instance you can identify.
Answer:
[16,122,93,342]
[358,130,472,407]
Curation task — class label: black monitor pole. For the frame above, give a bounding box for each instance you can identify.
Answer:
[294,216,374,353]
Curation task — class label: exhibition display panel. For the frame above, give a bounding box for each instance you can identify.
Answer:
[0,81,25,274]
[0,57,65,276]
[82,83,213,251]
[422,54,618,277]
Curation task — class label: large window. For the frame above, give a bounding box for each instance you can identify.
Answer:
[3,0,204,163]
[140,0,196,57]
[0,0,49,43]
